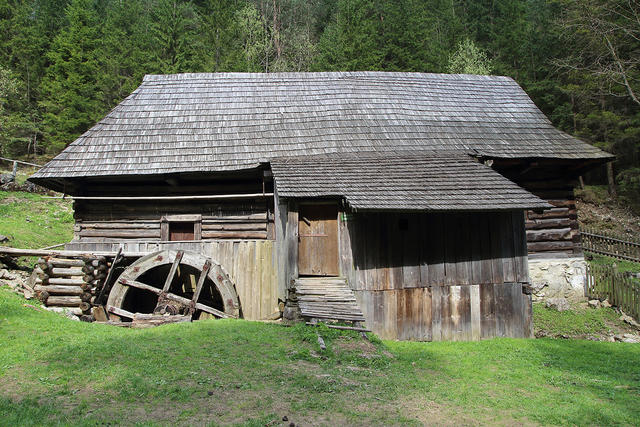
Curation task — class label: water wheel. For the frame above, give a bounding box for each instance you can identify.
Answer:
[106,250,239,321]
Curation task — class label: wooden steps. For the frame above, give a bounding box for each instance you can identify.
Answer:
[294,277,366,323]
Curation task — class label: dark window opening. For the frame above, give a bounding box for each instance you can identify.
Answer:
[169,222,195,241]
[398,218,409,231]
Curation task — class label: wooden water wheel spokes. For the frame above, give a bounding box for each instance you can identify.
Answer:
[106,250,239,321]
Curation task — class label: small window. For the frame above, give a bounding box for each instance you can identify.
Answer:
[398,218,409,231]
[169,222,195,241]
[161,215,202,241]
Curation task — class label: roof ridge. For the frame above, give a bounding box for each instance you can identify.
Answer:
[142,71,515,83]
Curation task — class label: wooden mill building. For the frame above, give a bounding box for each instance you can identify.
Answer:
[30,72,612,340]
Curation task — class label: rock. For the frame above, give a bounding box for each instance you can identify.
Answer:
[607,335,616,342]
[621,334,640,343]
[588,299,600,309]
[0,234,8,243]
[545,297,571,312]
[620,314,640,329]
[601,299,612,308]
[65,312,80,321]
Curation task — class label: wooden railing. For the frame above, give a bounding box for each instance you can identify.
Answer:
[586,264,640,321]
[581,228,640,262]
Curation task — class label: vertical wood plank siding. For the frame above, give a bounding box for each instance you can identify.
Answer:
[341,211,532,340]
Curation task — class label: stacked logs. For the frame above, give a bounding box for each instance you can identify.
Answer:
[34,256,109,316]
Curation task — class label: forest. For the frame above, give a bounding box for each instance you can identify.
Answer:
[0,0,638,206]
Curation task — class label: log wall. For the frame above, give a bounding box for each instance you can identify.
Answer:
[519,180,580,258]
[64,240,280,321]
[339,211,532,340]
[73,198,274,242]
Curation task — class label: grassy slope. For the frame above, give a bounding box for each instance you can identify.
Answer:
[0,191,73,250]
[1,290,639,426]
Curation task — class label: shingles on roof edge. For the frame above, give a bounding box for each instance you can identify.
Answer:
[30,72,612,184]
[271,151,552,212]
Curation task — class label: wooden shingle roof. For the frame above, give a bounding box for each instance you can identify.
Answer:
[31,72,611,183]
[271,152,552,211]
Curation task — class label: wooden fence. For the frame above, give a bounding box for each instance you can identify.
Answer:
[586,264,640,321]
[580,228,640,263]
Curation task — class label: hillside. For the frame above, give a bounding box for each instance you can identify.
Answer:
[576,186,640,240]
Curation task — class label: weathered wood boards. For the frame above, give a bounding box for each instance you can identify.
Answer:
[355,283,532,341]
[298,204,339,276]
[73,199,274,242]
[342,211,528,292]
[294,277,365,323]
[341,211,532,341]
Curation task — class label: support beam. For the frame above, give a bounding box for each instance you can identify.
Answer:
[118,278,232,318]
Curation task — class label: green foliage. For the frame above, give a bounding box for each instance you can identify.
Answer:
[39,0,104,152]
[447,38,492,75]
[150,0,204,73]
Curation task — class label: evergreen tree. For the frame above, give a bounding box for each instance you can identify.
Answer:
[149,0,204,73]
[39,0,103,152]
[98,0,155,108]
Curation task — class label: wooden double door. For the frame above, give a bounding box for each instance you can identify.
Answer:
[298,204,339,276]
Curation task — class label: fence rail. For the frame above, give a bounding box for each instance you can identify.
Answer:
[586,264,640,321]
[581,228,640,263]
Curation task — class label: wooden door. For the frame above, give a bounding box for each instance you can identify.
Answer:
[298,204,339,276]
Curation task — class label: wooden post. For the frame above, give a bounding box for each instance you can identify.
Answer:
[607,162,617,197]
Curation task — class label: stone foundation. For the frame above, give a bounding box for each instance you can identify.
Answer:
[528,257,586,301]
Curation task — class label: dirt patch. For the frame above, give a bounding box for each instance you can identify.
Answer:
[0,367,39,400]
[333,336,378,357]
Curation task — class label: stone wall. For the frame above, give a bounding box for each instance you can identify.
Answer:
[528,257,587,301]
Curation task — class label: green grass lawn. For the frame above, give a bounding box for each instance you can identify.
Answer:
[588,253,640,274]
[1,290,639,426]
[0,191,73,250]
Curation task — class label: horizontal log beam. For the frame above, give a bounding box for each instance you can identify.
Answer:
[48,193,273,201]
[527,241,576,252]
[201,231,267,239]
[34,285,84,296]
[44,258,86,268]
[527,208,577,220]
[46,296,82,307]
[79,223,161,230]
[37,277,86,286]
[79,230,160,238]
[0,247,140,258]
[526,228,574,242]
[525,218,577,230]
[201,223,267,232]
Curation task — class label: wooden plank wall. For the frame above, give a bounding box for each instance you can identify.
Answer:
[521,180,580,258]
[73,199,274,242]
[65,240,280,321]
[341,211,532,341]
